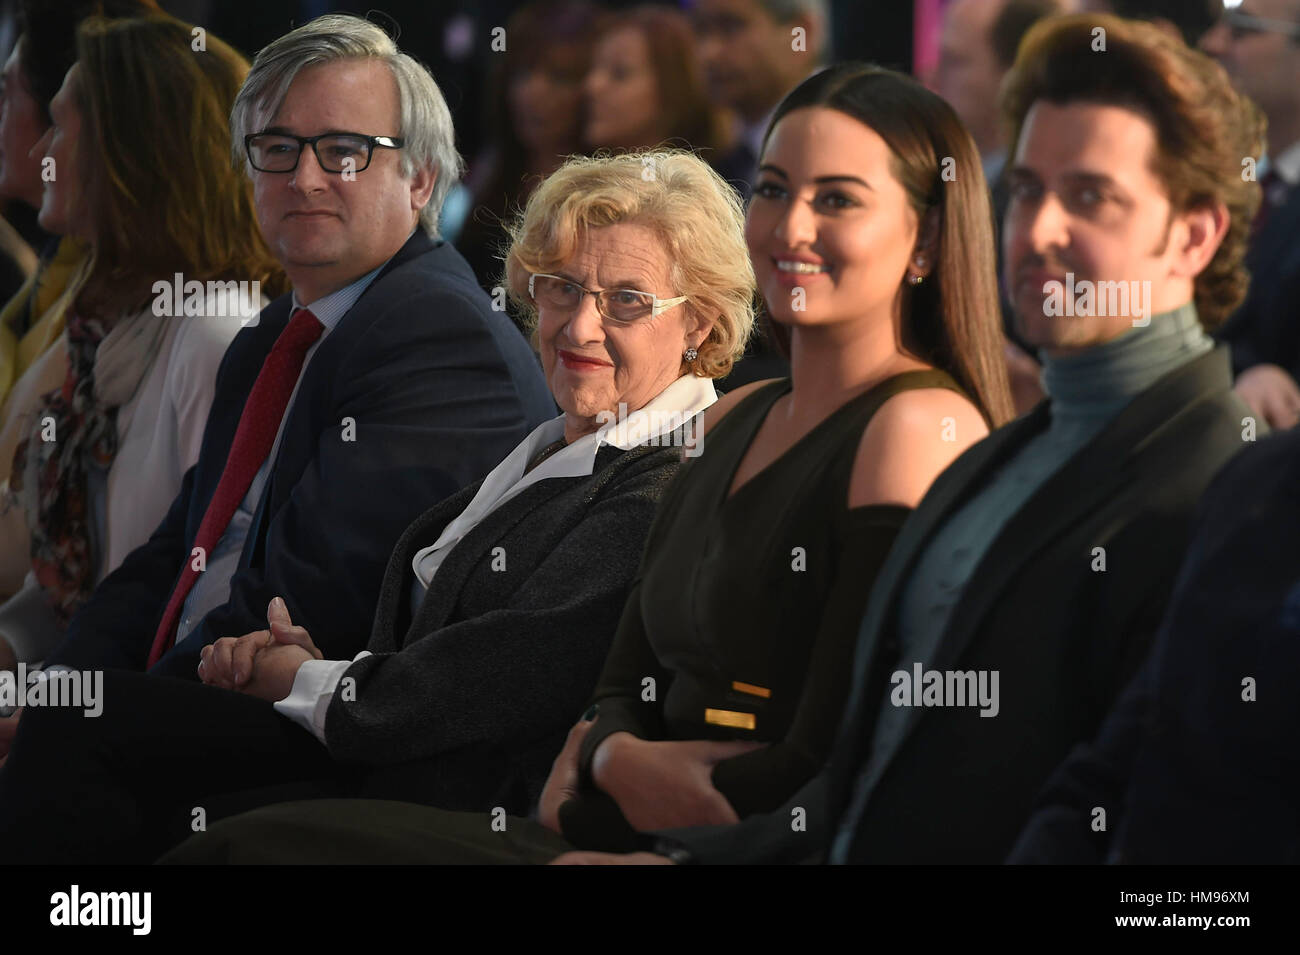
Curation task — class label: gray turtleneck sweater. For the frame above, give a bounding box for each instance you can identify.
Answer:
[889,302,1212,671]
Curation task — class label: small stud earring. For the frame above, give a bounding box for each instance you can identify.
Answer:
[684,346,699,362]
[908,273,924,286]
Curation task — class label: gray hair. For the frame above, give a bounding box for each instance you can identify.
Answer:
[229,14,463,236]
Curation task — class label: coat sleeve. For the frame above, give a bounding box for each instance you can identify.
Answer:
[1007,661,1153,863]
[651,770,837,865]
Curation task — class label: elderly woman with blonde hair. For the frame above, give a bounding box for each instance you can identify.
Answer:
[0,148,757,863]
[166,62,1016,865]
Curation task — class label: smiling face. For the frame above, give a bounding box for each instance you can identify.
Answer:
[32,64,81,237]
[536,222,712,441]
[583,27,663,149]
[1003,101,1199,351]
[0,39,48,208]
[746,106,924,334]
[251,59,434,304]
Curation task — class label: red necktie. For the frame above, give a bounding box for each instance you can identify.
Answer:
[147,307,324,667]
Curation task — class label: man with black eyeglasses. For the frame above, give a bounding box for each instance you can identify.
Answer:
[5,12,553,699]
[1202,0,1300,429]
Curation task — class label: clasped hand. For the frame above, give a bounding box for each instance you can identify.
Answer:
[537,717,766,836]
[197,597,323,701]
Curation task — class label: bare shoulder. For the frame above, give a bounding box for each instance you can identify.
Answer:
[697,378,783,441]
[849,386,990,509]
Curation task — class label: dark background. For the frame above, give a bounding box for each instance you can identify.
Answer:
[0,0,915,173]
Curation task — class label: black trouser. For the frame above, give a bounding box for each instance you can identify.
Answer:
[0,669,347,863]
[161,799,575,864]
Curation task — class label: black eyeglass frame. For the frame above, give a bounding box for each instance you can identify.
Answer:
[244,132,406,174]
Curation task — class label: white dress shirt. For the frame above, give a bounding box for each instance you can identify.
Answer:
[274,372,719,743]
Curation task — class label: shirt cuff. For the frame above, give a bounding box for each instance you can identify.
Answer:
[273,652,370,743]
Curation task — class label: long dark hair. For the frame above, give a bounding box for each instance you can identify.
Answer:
[761,63,1014,427]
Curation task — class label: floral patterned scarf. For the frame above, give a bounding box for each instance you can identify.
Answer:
[9,310,165,625]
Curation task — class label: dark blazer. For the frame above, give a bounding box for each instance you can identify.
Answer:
[47,231,554,677]
[1010,425,1300,864]
[1216,181,1300,377]
[655,346,1256,863]
[326,438,693,817]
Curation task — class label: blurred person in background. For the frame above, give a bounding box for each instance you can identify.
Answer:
[1201,0,1300,428]
[0,13,284,674]
[456,0,601,298]
[690,0,827,199]
[933,0,1070,414]
[0,0,159,597]
[689,0,828,389]
[582,5,729,161]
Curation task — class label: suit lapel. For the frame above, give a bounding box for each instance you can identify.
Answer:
[241,232,441,562]
[857,346,1234,796]
[830,405,1051,788]
[925,438,1133,677]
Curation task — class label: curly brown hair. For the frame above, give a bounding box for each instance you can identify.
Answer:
[1000,13,1265,330]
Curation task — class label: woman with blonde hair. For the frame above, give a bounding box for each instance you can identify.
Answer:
[160,65,1016,865]
[0,149,751,862]
[0,14,284,672]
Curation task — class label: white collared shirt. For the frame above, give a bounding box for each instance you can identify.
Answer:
[273,373,718,743]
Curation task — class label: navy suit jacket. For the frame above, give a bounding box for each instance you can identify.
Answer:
[47,230,555,678]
